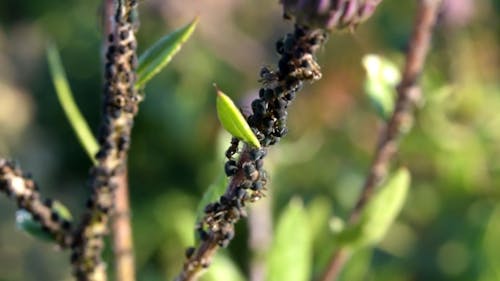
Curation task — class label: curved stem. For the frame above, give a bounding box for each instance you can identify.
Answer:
[319,1,442,280]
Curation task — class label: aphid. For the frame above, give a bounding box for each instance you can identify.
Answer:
[278,57,293,75]
[185,247,195,259]
[224,160,238,177]
[61,220,71,231]
[274,126,288,138]
[251,181,263,191]
[225,138,240,159]
[43,198,54,208]
[259,66,279,86]
[238,180,252,190]
[119,30,129,41]
[276,39,285,54]
[250,148,266,161]
[251,99,267,115]
[50,211,60,222]
[198,228,209,241]
[243,162,259,181]
[255,159,264,171]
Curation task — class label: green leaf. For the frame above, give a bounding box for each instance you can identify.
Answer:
[136,17,198,88]
[15,209,55,242]
[268,198,312,281]
[339,168,410,249]
[215,86,261,148]
[51,200,73,221]
[194,171,228,243]
[362,54,401,120]
[47,45,98,163]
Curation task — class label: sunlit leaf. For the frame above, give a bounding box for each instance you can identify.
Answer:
[362,54,401,120]
[136,17,198,88]
[339,168,410,249]
[268,198,312,281]
[479,205,500,281]
[15,209,55,242]
[215,86,261,148]
[47,45,98,163]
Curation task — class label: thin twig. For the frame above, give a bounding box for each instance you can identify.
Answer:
[175,26,327,281]
[112,171,136,281]
[248,198,273,281]
[71,0,141,280]
[102,1,137,281]
[319,1,442,280]
[0,159,73,246]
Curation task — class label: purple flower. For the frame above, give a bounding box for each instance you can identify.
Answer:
[281,0,382,30]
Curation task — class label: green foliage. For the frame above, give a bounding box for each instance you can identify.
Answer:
[215,86,261,148]
[15,209,55,242]
[339,168,410,250]
[47,44,98,163]
[15,200,72,242]
[201,253,246,281]
[268,198,312,281]
[194,171,228,242]
[136,18,198,88]
[362,54,401,120]
[479,205,500,281]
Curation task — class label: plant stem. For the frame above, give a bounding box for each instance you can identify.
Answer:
[175,26,327,281]
[248,196,273,281]
[71,1,141,280]
[319,1,442,280]
[112,170,136,281]
[0,159,73,246]
[102,1,136,281]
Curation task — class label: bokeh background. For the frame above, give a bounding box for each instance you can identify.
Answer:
[0,0,499,280]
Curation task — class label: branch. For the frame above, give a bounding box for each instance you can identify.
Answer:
[248,197,273,281]
[102,1,137,281]
[175,25,327,281]
[319,1,442,280]
[70,0,142,280]
[0,158,73,247]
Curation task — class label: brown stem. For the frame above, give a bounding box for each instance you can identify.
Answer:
[248,195,273,281]
[112,170,135,281]
[101,1,136,281]
[319,1,442,280]
[0,159,73,247]
[175,27,327,281]
[71,1,141,280]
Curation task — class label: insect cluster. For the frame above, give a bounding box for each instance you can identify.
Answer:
[191,24,326,253]
[0,159,72,246]
[71,1,141,279]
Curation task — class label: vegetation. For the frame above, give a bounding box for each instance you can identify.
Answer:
[0,0,498,281]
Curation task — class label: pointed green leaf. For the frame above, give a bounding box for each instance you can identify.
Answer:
[136,17,198,88]
[15,209,55,242]
[339,168,410,249]
[268,198,312,281]
[47,45,98,163]
[51,200,73,222]
[215,86,261,148]
[194,171,228,243]
[362,54,401,120]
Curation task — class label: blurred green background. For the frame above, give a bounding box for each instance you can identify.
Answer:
[0,0,499,280]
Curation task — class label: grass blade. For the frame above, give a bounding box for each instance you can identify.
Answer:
[268,198,312,281]
[136,17,198,88]
[47,44,98,163]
